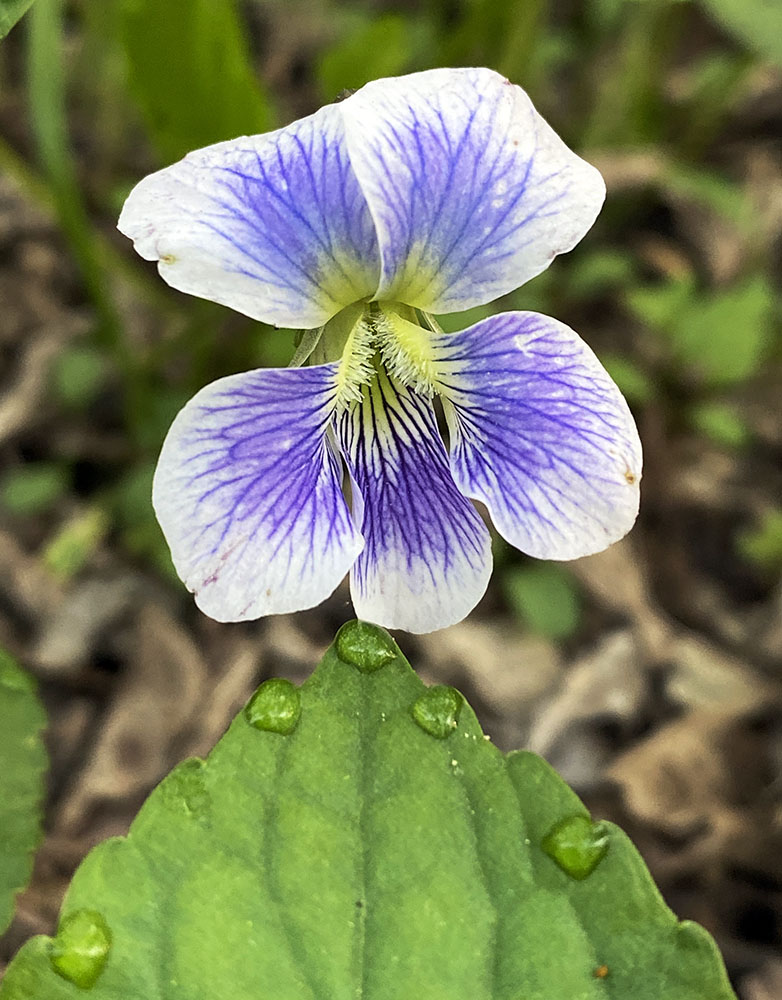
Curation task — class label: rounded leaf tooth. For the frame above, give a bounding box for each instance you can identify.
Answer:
[341,67,604,314]
[119,103,380,329]
[337,369,492,633]
[153,363,363,621]
[433,311,642,559]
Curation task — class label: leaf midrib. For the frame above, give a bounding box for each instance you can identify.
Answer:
[266,734,327,1000]
[355,677,371,1000]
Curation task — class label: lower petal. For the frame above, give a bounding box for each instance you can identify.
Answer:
[152,364,363,621]
[337,369,492,633]
[433,312,642,559]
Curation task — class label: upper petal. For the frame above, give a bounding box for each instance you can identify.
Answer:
[433,312,642,559]
[337,368,492,633]
[119,103,380,329]
[341,67,605,314]
[152,364,363,621]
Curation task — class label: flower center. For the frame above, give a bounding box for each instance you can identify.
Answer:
[314,302,439,409]
[374,308,439,398]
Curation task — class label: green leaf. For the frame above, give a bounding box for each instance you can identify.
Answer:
[737,508,782,572]
[0,0,36,39]
[564,249,637,300]
[111,464,177,581]
[663,164,758,232]
[0,649,47,934]
[317,13,415,101]
[690,402,750,449]
[503,563,583,640]
[53,346,108,410]
[627,276,774,386]
[699,0,782,68]
[0,622,732,1000]
[118,0,274,164]
[626,277,695,332]
[27,0,123,348]
[601,354,654,406]
[42,506,109,580]
[673,277,774,385]
[0,463,69,516]
[0,623,736,999]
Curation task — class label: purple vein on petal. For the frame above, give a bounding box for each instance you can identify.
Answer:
[153,363,363,622]
[337,366,491,633]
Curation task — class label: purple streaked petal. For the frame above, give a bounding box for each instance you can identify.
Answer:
[119,105,380,329]
[341,67,605,314]
[152,364,363,621]
[337,369,492,633]
[433,312,642,559]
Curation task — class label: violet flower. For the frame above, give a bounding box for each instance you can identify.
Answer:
[119,67,641,633]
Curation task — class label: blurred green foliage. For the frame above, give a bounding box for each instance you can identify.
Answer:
[0,0,779,628]
[0,649,47,935]
[699,0,782,67]
[737,510,782,574]
[52,346,109,411]
[690,402,750,449]
[317,12,420,98]
[600,356,654,407]
[503,564,583,640]
[119,0,274,163]
[0,0,36,39]
[1,464,70,516]
[627,276,774,388]
[42,506,109,580]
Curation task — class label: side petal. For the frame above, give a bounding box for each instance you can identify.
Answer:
[119,104,380,329]
[152,364,363,621]
[341,67,604,313]
[337,369,492,633]
[433,312,642,560]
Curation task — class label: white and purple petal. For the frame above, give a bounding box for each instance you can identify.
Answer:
[341,67,605,314]
[152,364,363,621]
[119,104,380,329]
[337,368,492,633]
[432,312,642,560]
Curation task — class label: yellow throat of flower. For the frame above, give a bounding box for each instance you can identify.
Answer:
[314,302,440,409]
